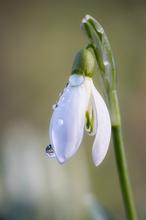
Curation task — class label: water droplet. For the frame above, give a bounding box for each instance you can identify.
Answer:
[64,87,69,92]
[103,60,110,74]
[52,103,58,110]
[103,61,109,66]
[58,119,64,125]
[66,82,69,87]
[46,144,55,158]
[98,28,104,34]
[69,74,84,86]
[63,82,70,92]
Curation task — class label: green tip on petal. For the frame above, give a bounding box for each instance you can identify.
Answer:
[71,49,95,78]
[85,110,94,134]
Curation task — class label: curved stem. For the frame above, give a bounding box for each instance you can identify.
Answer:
[86,44,137,220]
[81,15,137,219]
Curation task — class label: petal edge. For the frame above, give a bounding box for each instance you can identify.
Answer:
[91,82,111,166]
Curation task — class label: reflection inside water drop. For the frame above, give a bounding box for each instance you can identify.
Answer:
[46,144,55,158]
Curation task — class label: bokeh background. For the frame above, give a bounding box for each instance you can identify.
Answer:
[0,0,146,219]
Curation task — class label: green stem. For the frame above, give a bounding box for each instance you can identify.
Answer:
[112,97,137,220]
[81,15,137,219]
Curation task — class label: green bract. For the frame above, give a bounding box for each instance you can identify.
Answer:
[71,49,95,78]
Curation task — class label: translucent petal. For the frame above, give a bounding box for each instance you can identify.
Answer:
[91,82,111,166]
[49,83,87,164]
[85,92,97,136]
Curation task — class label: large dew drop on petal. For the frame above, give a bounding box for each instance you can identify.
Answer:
[69,74,85,87]
[46,144,56,158]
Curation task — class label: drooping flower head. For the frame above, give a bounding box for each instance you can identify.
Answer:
[46,49,111,166]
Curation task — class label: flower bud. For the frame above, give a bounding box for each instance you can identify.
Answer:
[71,49,95,78]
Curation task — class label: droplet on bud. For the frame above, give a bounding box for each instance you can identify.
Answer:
[46,144,55,158]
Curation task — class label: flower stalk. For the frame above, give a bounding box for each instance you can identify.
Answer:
[81,15,137,219]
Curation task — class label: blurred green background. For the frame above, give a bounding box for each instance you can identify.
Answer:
[0,0,146,219]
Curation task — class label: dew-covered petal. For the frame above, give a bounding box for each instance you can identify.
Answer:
[91,82,111,166]
[49,83,87,164]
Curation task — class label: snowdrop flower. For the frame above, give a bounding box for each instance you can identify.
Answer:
[46,49,111,166]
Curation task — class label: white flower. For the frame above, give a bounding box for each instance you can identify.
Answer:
[47,74,111,166]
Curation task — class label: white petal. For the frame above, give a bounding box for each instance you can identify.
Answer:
[49,83,87,164]
[91,82,111,166]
